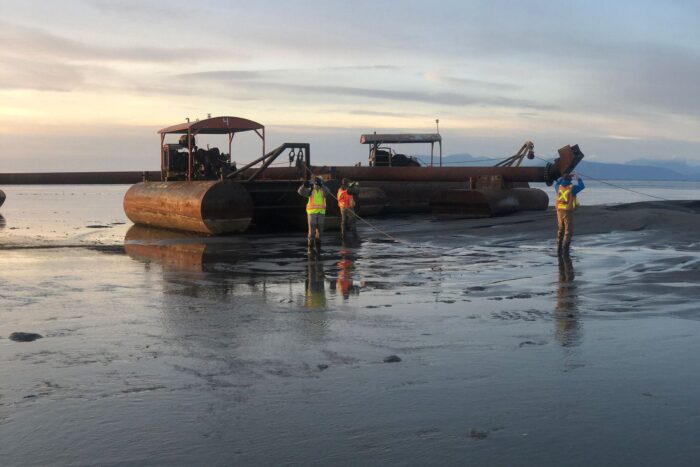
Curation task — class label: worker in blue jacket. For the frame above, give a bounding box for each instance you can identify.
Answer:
[554,172,585,255]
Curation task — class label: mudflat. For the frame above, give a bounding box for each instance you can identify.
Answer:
[1,197,699,466]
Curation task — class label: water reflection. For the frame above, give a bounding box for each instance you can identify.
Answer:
[0,214,5,230]
[554,253,581,346]
[124,225,256,273]
[123,225,366,309]
[330,248,361,300]
[305,259,327,309]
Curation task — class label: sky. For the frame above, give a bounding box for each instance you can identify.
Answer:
[1,0,699,172]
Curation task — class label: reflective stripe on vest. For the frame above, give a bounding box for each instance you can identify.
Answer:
[556,185,576,211]
[306,188,326,214]
[337,188,353,209]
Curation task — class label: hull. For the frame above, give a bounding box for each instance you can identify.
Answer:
[244,180,341,231]
[123,181,549,234]
[431,188,548,219]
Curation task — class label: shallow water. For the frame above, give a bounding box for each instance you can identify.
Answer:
[1,187,700,466]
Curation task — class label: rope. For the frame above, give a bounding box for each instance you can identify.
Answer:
[533,155,672,202]
[419,157,504,165]
[301,165,434,249]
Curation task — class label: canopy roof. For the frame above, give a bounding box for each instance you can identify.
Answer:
[158,116,264,135]
[360,133,442,145]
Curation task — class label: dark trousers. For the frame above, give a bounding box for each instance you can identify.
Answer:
[307,213,324,250]
[340,208,357,239]
[556,209,573,251]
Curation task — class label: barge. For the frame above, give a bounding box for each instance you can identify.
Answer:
[123,116,583,234]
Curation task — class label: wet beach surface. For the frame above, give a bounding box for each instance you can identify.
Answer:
[2,187,700,466]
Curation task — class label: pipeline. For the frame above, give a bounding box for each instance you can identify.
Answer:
[0,171,161,185]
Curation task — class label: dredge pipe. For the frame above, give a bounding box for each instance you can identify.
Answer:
[0,171,161,185]
[237,166,548,183]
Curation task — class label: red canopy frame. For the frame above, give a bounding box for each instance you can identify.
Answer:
[158,116,265,181]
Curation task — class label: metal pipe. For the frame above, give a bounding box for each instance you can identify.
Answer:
[187,128,192,181]
[160,134,165,180]
[237,165,548,183]
[246,146,284,181]
[0,171,162,185]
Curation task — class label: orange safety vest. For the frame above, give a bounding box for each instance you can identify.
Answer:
[306,187,326,214]
[337,188,354,209]
[556,185,577,211]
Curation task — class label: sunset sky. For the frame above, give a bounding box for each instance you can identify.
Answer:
[1,0,699,171]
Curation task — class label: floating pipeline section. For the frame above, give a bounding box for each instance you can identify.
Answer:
[0,171,161,185]
[0,166,547,185]
[237,166,549,183]
[0,189,5,208]
[430,188,549,219]
[356,187,388,216]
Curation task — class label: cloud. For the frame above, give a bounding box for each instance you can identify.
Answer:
[175,65,400,81]
[171,69,558,111]
[347,109,427,118]
[424,72,521,91]
[258,82,559,111]
[86,0,180,17]
[0,21,231,64]
[0,56,85,91]
[175,70,265,81]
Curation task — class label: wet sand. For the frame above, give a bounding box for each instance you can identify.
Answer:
[2,189,700,466]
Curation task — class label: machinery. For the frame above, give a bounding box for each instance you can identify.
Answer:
[123,115,584,235]
[360,133,435,167]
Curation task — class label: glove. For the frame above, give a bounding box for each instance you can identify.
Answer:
[303,181,311,188]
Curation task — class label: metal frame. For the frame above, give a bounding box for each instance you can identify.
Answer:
[360,133,442,167]
[494,141,535,168]
[157,116,265,181]
[227,143,310,182]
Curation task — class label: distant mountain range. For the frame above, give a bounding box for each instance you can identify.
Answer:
[416,154,700,181]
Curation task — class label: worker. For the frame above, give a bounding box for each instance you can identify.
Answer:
[298,177,327,255]
[554,172,585,255]
[337,178,359,242]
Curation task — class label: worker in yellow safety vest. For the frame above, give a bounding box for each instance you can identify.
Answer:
[554,172,585,255]
[337,178,360,242]
[298,177,327,255]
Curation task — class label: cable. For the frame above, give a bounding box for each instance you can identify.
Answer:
[418,157,504,166]
[301,165,442,249]
[532,154,672,202]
